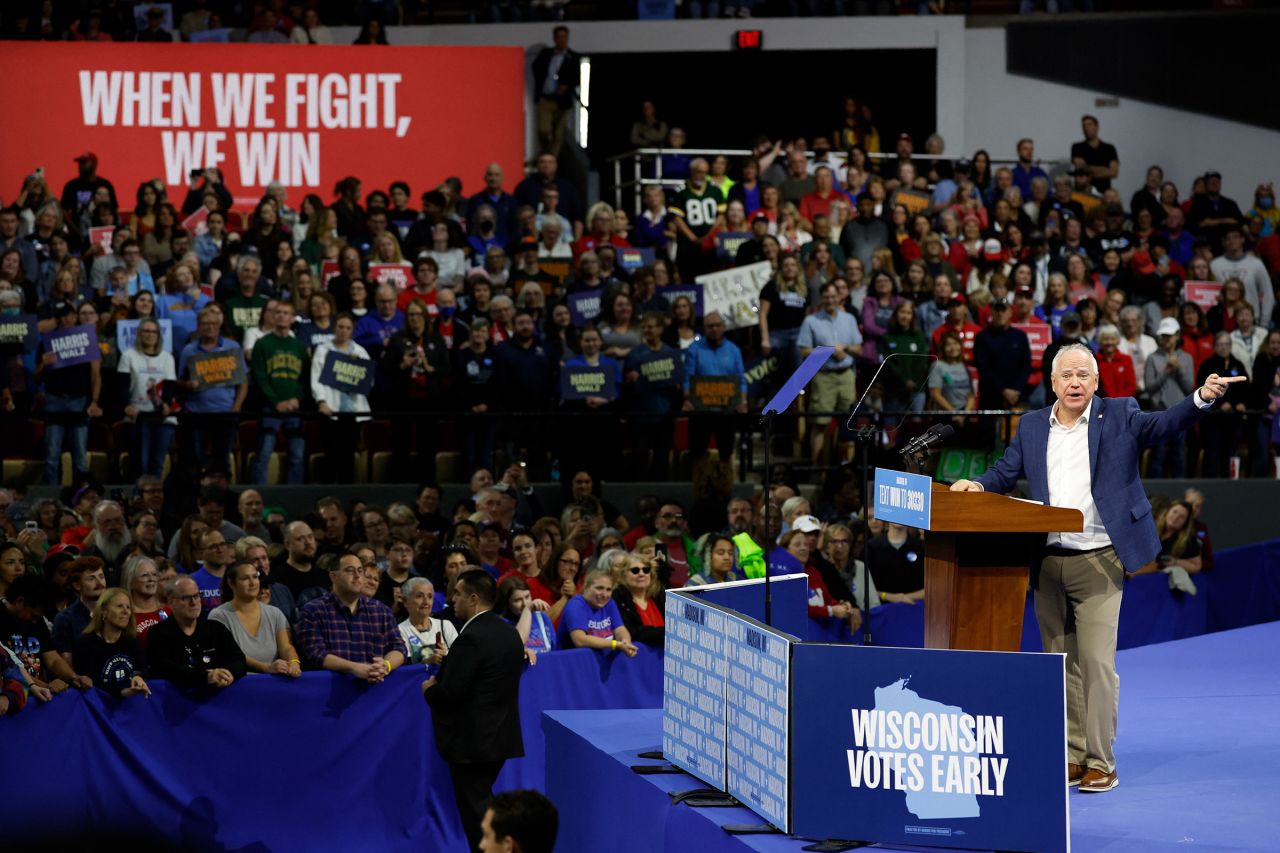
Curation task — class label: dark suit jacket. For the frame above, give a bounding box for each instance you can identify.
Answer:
[424,609,525,764]
[976,393,1207,574]
[531,47,581,109]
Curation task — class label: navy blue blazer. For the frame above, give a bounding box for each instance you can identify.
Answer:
[976,393,1207,573]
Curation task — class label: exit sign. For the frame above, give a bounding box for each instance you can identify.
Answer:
[734,30,763,50]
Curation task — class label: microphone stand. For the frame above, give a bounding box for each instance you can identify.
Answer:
[845,352,935,646]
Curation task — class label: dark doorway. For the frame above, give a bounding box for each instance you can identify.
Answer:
[585,48,938,167]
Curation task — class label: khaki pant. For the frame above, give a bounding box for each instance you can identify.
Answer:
[537,96,568,157]
[1034,546,1123,773]
[807,368,856,426]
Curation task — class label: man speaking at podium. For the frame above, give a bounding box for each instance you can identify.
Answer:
[950,343,1242,793]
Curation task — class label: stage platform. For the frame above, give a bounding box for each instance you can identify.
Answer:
[545,621,1280,852]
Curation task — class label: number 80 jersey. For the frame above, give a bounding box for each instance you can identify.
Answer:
[669,182,727,239]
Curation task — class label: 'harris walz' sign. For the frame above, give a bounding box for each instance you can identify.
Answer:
[0,315,39,351]
[188,349,245,389]
[319,350,376,396]
[560,363,618,401]
[689,375,741,411]
[42,324,100,369]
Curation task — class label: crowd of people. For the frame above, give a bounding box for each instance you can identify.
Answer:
[0,454,1216,718]
[4,102,1278,484]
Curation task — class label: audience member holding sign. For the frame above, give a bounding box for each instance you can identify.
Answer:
[38,305,101,485]
[117,317,177,478]
[311,312,372,483]
[178,307,247,472]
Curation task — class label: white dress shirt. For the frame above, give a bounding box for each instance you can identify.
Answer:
[1045,400,1112,550]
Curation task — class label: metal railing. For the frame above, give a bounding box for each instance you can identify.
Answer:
[605,147,1071,214]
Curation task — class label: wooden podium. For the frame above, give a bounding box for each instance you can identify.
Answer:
[922,483,1084,652]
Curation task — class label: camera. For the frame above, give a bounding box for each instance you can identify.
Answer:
[190,168,205,180]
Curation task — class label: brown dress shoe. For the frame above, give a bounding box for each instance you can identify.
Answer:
[1079,768,1118,792]
[1068,763,1086,786]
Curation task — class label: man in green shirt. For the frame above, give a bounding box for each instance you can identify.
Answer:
[249,301,309,484]
[669,157,725,282]
[224,256,269,342]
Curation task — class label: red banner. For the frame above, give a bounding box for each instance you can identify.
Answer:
[1,42,525,211]
[1184,280,1222,312]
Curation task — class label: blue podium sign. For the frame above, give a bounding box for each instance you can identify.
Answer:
[725,615,796,832]
[663,592,729,788]
[874,467,933,528]
[789,643,1068,853]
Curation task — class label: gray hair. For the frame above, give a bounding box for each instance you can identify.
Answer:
[164,575,197,600]
[92,500,124,523]
[0,290,21,308]
[1050,342,1098,376]
[594,527,623,548]
[1119,305,1143,323]
[780,495,810,520]
[235,535,269,561]
[119,554,158,592]
[1030,175,1050,191]
[401,576,434,599]
[237,254,261,273]
[490,295,514,310]
[1097,324,1121,342]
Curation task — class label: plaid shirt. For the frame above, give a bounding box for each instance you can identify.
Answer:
[296,592,407,669]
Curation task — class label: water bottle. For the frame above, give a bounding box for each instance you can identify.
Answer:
[550,460,560,483]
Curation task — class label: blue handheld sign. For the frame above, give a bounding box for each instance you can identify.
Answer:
[874,467,933,528]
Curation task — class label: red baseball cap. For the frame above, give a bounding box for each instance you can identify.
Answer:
[948,293,967,307]
[74,152,99,167]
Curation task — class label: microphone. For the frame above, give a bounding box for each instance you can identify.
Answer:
[899,423,955,457]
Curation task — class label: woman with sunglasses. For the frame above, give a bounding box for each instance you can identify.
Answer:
[209,562,301,677]
[608,549,664,648]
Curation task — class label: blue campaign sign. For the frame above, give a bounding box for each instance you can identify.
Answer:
[560,363,618,401]
[42,324,100,369]
[567,288,604,326]
[630,347,683,390]
[0,314,39,350]
[616,246,656,271]
[715,231,752,259]
[725,614,796,832]
[658,283,703,316]
[663,592,729,789]
[319,349,376,396]
[789,643,1067,853]
[874,467,933,528]
[116,318,174,354]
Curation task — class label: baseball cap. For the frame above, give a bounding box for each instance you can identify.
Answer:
[792,515,821,534]
[1157,317,1180,336]
[897,132,913,144]
[421,190,446,208]
[51,301,76,318]
[982,238,1004,261]
[948,293,967,307]
[954,158,973,174]
[751,211,769,224]
[44,543,81,575]
[1069,166,1091,177]
[1203,170,1222,180]
[1015,286,1035,299]
[1060,310,1083,329]
[73,152,99,166]
[991,297,1011,310]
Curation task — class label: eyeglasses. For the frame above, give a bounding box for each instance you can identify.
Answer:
[629,566,652,575]
[172,593,201,604]
[658,512,684,521]
[559,557,581,568]
[828,538,852,547]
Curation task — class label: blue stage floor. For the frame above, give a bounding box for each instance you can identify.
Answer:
[545,622,1280,853]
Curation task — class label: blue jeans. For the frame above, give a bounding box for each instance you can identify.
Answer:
[250,415,306,485]
[190,417,237,472]
[43,395,88,485]
[135,420,176,478]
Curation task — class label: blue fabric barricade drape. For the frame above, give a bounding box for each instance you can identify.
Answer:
[6,646,663,852]
[800,539,1278,651]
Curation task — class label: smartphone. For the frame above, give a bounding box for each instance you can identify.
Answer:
[24,520,39,533]
[653,543,668,563]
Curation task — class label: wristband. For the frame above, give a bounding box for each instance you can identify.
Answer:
[878,592,887,603]
[288,659,300,664]
[611,639,618,650]
[385,659,393,674]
